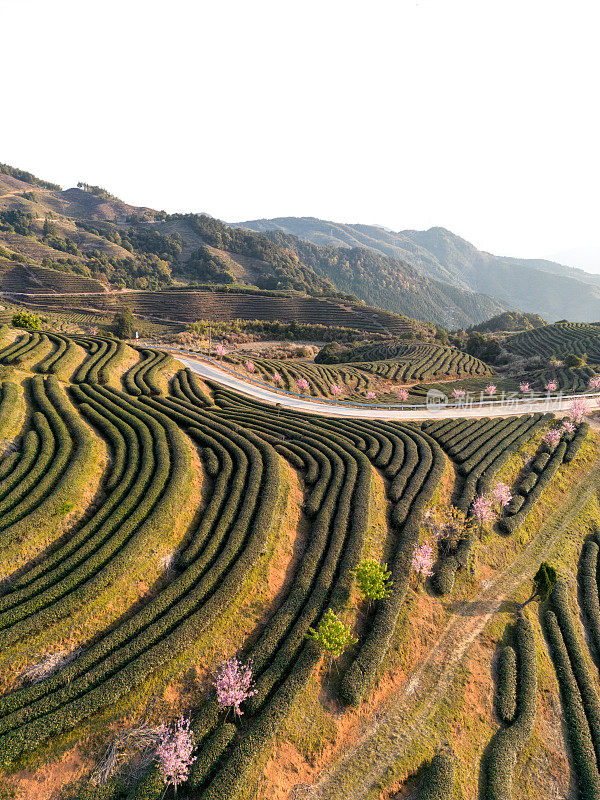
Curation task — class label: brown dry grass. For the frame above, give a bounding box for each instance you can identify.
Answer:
[2,745,91,800]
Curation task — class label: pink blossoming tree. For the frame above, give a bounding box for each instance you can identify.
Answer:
[213,655,257,717]
[519,382,531,393]
[296,378,310,393]
[589,376,600,391]
[244,360,255,373]
[484,384,497,396]
[157,716,196,793]
[545,380,558,392]
[214,344,227,360]
[365,390,376,400]
[397,388,409,402]
[330,384,343,396]
[272,371,282,385]
[411,542,435,582]
[452,388,466,400]
[472,495,495,537]
[569,397,590,424]
[543,428,562,450]
[492,481,512,510]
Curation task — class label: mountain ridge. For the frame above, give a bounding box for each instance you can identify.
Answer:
[237,216,600,322]
[0,163,507,328]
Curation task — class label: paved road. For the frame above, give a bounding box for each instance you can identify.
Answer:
[177,354,598,421]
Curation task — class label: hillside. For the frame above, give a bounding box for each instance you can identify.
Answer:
[244,230,507,329]
[0,164,506,328]
[238,216,600,322]
[10,286,421,336]
[0,328,596,800]
[468,311,547,333]
[505,321,600,363]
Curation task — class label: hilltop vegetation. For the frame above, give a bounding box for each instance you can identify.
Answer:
[2,164,599,330]
[0,162,61,191]
[468,311,547,334]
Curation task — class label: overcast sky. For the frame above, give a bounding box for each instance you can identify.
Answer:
[2,0,598,270]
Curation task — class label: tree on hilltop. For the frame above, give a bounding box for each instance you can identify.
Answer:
[113,307,136,339]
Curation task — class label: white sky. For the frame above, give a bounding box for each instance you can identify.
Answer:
[2,0,599,268]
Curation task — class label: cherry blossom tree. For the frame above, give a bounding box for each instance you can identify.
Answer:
[425,505,472,557]
[272,371,282,385]
[214,344,227,360]
[411,542,435,582]
[244,360,255,373]
[296,378,310,393]
[545,380,558,392]
[472,495,495,537]
[157,716,196,793]
[365,391,376,400]
[561,420,576,435]
[543,428,562,450]
[519,382,531,393]
[589,376,600,391]
[569,397,590,424]
[330,384,343,396]
[396,388,409,402]
[492,482,512,510]
[452,388,466,400]
[213,655,257,717]
[484,384,497,396]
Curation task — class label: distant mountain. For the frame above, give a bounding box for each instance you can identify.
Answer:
[549,245,600,276]
[243,230,507,329]
[237,217,600,322]
[0,164,507,328]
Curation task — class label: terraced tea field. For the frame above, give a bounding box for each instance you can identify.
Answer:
[0,327,597,800]
[222,343,494,400]
[506,321,600,364]
[4,289,414,337]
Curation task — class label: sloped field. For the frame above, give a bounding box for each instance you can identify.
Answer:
[0,341,594,800]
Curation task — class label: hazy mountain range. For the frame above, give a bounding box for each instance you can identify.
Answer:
[237,217,598,322]
[1,161,596,329]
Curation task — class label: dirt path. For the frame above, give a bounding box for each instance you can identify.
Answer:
[292,453,600,800]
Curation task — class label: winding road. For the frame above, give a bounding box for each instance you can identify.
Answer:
[175,353,599,421]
